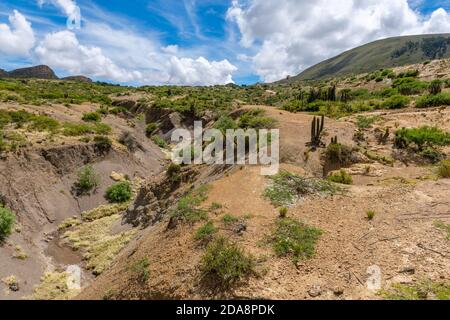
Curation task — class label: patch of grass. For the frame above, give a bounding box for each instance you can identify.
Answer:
[210,202,223,210]
[13,245,28,260]
[28,115,60,132]
[170,185,210,223]
[81,203,129,222]
[33,272,77,300]
[58,217,81,231]
[130,258,150,284]
[366,210,376,221]
[356,115,380,129]
[416,92,450,108]
[200,236,255,287]
[264,171,339,207]
[145,123,159,137]
[0,206,16,242]
[279,207,288,219]
[222,214,239,225]
[62,122,112,137]
[381,281,450,300]
[195,221,218,241]
[271,218,322,264]
[2,275,19,292]
[382,95,409,109]
[82,112,102,122]
[75,165,100,194]
[435,221,450,240]
[63,213,137,275]
[437,160,450,178]
[105,181,133,203]
[151,135,168,148]
[238,108,277,129]
[395,126,450,150]
[327,169,353,185]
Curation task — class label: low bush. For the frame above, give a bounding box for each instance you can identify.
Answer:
[356,115,379,129]
[327,169,353,185]
[429,80,443,95]
[151,135,168,148]
[382,95,409,109]
[170,186,210,223]
[167,163,182,184]
[82,112,102,122]
[105,181,133,203]
[416,93,450,108]
[394,126,450,150]
[194,221,218,241]
[200,237,254,286]
[0,206,15,241]
[264,171,338,207]
[145,123,159,137]
[75,165,100,194]
[437,160,450,178]
[222,214,238,224]
[271,218,322,264]
[130,258,150,284]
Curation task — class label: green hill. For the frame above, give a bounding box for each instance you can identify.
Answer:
[282,34,450,82]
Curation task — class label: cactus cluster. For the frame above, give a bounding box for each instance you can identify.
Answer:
[310,115,325,148]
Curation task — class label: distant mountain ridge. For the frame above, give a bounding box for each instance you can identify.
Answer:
[0,65,92,82]
[282,33,450,82]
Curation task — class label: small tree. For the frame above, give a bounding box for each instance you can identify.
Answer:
[0,206,15,242]
[75,165,100,194]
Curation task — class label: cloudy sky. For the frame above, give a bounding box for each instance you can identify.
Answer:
[0,0,450,85]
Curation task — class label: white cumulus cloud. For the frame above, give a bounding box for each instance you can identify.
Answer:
[166,56,237,85]
[0,10,35,56]
[35,30,141,82]
[227,0,450,82]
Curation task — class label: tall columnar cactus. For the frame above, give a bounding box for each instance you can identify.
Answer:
[310,115,325,148]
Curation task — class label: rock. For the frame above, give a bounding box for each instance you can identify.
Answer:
[111,171,126,182]
[308,285,322,297]
[332,286,344,296]
[399,266,415,274]
[235,223,247,235]
[9,282,19,292]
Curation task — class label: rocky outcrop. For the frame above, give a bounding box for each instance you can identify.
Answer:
[8,65,58,80]
[0,69,8,78]
[62,75,92,83]
[41,142,112,175]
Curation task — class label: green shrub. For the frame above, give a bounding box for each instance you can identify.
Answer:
[82,112,101,122]
[392,77,427,95]
[170,186,210,223]
[222,214,238,224]
[0,206,16,241]
[105,181,133,203]
[200,237,254,286]
[429,80,443,95]
[93,135,112,148]
[238,109,277,129]
[366,211,376,220]
[272,218,322,264]
[279,207,288,218]
[356,115,379,129]
[264,171,338,207]
[327,169,353,185]
[416,93,450,108]
[167,163,182,184]
[28,115,60,132]
[75,165,100,194]
[419,147,443,163]
[151,135,167,148]
[195,221,218,241]
[382,95,409,109]
[214,115,238,134]
[437,160,450,178]
[395,126,450,150]
[145,123,159,137]
[130,258,150,284]
[382,280,450,300]
[62,122,112,136]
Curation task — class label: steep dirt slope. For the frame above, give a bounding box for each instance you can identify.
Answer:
[78,105,449,300]
[0,102,165,299]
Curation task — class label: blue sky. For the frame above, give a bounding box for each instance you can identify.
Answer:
[0,0,449,85]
